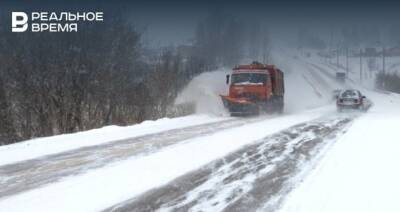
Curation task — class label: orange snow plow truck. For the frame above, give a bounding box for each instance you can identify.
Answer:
[220,62,284,116]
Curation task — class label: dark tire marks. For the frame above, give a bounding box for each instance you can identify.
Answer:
[105,116,354,212]
[0,116,267,199]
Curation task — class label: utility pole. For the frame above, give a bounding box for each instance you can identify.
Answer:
[263,48,266,64]
[360,48,363,83]
[346,47,349,77]
[262,38,266,63]
[382,47,386,75]
[336,47,339,68]
[382,47,386,89]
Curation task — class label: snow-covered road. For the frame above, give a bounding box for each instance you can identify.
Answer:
[276,57,400,212]
[0,106,334,212]
[106,114,356,212]
[278,83,400,212]
[0,115,229,166]
[0,115,268,198]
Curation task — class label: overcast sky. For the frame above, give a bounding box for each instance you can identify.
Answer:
[127,0,400,47]
[2,0,400,47]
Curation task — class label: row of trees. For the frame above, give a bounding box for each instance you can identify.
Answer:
[0,11,247,145]
[194,11,274,67]
[193,10,244,68]
[376,72,400,93]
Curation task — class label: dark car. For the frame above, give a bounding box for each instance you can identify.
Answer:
[336,89,366,111]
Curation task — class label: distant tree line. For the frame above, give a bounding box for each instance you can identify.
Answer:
[376,72,400,94]
[0,11,246,145]
[296,24,400,52]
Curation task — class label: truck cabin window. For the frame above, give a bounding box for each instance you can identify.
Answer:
[231,73,268,85]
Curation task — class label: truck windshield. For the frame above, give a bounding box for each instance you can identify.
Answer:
[231,73,268,85]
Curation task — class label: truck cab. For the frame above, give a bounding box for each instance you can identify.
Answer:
[221,62,284,116]
[228,70,272,101]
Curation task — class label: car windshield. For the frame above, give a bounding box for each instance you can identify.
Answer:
[231,73,268,85]
[341,90,359,98]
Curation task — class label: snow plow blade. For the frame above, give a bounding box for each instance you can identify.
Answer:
[220,95,259,116]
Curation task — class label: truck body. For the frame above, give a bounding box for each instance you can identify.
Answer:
[220,62,284,116]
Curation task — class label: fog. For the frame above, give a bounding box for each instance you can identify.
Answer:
[127,1,400,47]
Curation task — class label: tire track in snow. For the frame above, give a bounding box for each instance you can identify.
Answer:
[0,116,270,199]
[105,115,357,212]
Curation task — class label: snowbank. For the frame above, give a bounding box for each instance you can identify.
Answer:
[0,114,227,166]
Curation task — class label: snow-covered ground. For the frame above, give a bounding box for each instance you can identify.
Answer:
[0,106,334,212]
[278,55,400,212]
[0,114,228,166]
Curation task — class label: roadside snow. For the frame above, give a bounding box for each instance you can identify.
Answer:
[0,106,334,212]
[271,49,334,113]
[279,89,400,212]
[0,114,228,166]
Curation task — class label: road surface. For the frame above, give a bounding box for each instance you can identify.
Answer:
[0,116,267,198]
[104,115,356,212]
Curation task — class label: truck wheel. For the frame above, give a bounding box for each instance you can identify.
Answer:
[276,97,284,114]
[277,105,284,114]
[254,107,260,116]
